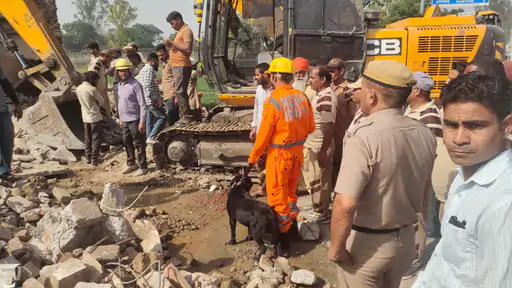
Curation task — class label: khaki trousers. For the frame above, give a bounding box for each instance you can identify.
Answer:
[337,226,415,288]
[413,213,427,265]
[302,147,332,216]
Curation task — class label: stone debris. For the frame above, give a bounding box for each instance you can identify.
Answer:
[258,254,274,272]
[22,278,44,288]
[274,257,294,277]
[61,198,105,229]
[85,245,120,264]
[100,183,125,216]
[75,283,113,288]
[48,258,88,287]
[6,196,36,214]
[246,268,284,288]
[0,227,12,241]
[137,270,173,288]
[291,269,317,286]
[20,209,40,222]
[50,146,77,164]
[51,187,72,204]
[298,221,321,241]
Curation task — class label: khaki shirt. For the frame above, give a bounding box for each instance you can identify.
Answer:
[171,24,193,67]
[335,109,437,229]
[161,59,176,101]
[305,87,337,150]
[332,81,353,161]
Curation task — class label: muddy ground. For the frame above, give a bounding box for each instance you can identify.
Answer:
[44,148,427,288]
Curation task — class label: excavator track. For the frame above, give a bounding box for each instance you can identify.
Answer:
[153,120,253,169]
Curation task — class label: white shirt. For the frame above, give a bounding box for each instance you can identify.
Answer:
[413,149,512,288]
[251,85,273,132]
[76,82,105,123]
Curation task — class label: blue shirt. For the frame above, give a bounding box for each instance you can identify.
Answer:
[413,149,512,288]
[117,77,147,122]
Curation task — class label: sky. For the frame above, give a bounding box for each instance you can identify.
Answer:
[55,0,200,38]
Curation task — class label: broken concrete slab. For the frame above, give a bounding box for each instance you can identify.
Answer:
[247,268,284,288]
[6,196,36,214]
[103,215,134,243]
[165,264,192,288]
[20,210,40,222]
[51,146,77,164]
[61,199,105,229]
[291,269,317,286]
[84,245,120,264]
[130,219,162,254]
[0,186,11,206]
[14,163,70,178]
[274,257,294,276]
[12,155,35,163]
[99,183,125,216]
[51,187,72,205]
[81,252,103,282]
[48,258,88,288]
[258,254,274,272]
[22,278,44,288]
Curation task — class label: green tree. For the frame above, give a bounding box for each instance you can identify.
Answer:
[131,24,164,48]
[107,0,138,46]
[72,0,110,32]
[62,20,105,49]
[379,0,422,27]
[169,32,177,41]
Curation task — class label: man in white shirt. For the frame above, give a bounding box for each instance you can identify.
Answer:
[413,73,512,288]
[76,71,105,166]
[250,62,273,198]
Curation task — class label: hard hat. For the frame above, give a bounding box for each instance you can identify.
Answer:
[115,58,132,70]
[266,57,294,74]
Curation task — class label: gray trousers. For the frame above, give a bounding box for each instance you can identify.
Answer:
[0,112,14,175]
[173,66,193,120]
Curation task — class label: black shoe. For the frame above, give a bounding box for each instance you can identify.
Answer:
[278,231,291,257]
[289,219,300,240]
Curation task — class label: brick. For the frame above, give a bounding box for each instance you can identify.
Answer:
[48,258,88,288]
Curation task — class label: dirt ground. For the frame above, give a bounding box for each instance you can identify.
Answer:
[56,149,424,288]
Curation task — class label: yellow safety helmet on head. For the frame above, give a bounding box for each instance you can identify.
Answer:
[266,57,294,74]
[115,58,132,70]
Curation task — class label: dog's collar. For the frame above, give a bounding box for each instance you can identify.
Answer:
[264,243,274,249]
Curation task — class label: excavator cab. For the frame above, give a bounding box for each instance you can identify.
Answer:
[198,0,367,107]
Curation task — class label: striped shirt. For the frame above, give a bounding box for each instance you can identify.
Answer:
[413,149,512,288]
[404,100,442,138]
[304,86,338,150]
[137,63,161,106]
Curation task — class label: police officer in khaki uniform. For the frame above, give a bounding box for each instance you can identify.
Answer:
[328,60,437,288]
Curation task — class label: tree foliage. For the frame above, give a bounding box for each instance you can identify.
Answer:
[379,0,422,27]
[440,8,465,16]
[130,24,164,48]
[72,0,110,32]
[107,0,138,47]
[62,20,106,50]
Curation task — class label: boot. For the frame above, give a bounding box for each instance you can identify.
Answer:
[289,219,300,240]
[279,231,291,257]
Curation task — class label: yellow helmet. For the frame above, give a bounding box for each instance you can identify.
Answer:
[266,57,294,74]
[115,58,132,70]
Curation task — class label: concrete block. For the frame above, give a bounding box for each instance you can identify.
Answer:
[48,258,88,288]
[6,196,36,214]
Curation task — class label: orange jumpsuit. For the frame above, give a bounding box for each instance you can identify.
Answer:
[249,84,315,233]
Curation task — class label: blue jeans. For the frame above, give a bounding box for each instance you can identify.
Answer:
[0,111,14,175]
[146,105,166,139]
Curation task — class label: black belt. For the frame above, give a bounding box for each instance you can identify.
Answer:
[352,222,416,234]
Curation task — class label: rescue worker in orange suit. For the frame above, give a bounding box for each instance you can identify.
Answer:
[246,57,315,254]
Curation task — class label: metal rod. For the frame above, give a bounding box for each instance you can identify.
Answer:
[420,0,426,15]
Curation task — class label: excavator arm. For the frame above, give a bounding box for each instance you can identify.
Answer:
[0,0,121,150]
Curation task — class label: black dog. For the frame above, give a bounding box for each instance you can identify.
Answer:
[225,174,281,257]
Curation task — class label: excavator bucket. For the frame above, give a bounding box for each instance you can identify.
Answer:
[23,89,123,150]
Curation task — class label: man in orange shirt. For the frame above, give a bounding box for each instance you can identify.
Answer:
[246,57,315,254]
[164,11,195,125]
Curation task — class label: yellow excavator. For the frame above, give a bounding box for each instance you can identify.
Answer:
[0,0,121,151]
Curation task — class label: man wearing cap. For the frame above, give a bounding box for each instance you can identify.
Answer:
[326,58,357,183]
[88,49,111,120]
[128,42,146,64]
[292,57,315,100]
[246,57,315,254]
[116,58,148,176]
[164,11,195,125]
[302,66,338,224]
[403,72,457,279]
[328,60,437,287]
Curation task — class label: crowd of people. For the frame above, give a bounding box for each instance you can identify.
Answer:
[0,8,511,287]
[77,11,202,176]
[245,55,512,287]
